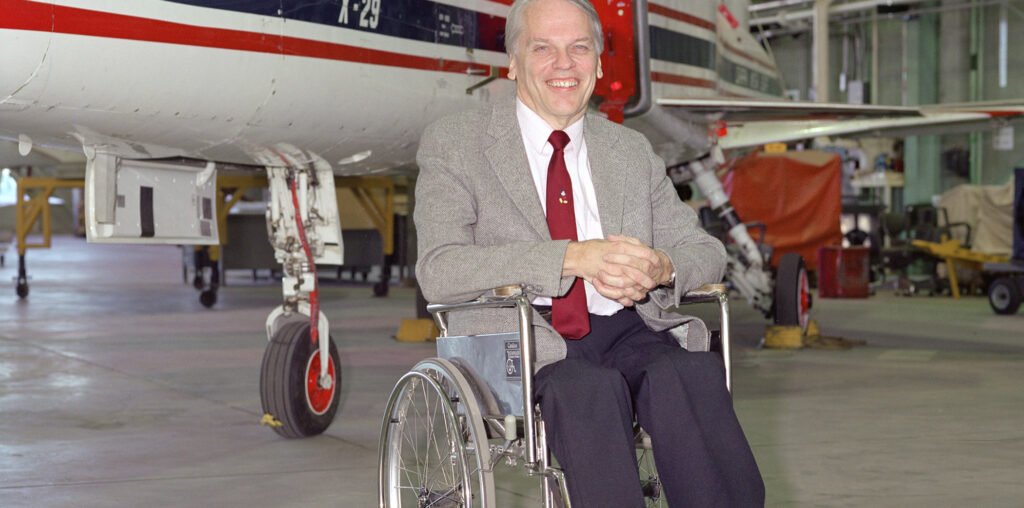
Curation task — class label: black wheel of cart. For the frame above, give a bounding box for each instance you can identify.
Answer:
[988,277,1021,315]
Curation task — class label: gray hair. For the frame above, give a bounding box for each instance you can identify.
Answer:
[505,0,604,57]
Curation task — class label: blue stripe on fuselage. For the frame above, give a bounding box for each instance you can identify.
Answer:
[163,1,725,79]
[649,25,715,70]
[163,0,507,52]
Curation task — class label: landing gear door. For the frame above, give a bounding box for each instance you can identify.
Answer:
[85,152,219,245]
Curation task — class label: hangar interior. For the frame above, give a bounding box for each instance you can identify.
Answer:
[2,0,1023,507]
[756,0,1024,196]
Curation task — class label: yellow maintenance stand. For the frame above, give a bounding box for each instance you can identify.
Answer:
[911,238,1009,299]
[12,177,85,298]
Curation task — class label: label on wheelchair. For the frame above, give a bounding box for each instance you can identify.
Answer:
[504,341,522,380]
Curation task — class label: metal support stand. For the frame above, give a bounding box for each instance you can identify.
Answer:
[12,177,85,299]
[683,148,775,318]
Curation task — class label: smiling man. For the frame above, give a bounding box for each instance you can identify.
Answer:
[506,0,601,130]
[414,0,764,505]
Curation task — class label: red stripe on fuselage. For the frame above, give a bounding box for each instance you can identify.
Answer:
[2,0,51,31]
[647,3,715,31]
[0,0,508,77]
[651,71,716,89]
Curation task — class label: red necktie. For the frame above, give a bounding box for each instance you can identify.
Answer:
[545,131,590,339]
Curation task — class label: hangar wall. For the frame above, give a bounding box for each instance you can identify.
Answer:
[763,1,1024,205]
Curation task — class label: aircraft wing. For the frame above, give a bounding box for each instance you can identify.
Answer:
[656,98,1024,150]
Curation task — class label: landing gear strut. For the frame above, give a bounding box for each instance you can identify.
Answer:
[258,152,343,437]
[679,146,812,326]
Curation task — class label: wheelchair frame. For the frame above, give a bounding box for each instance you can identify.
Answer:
[378,284,730,508]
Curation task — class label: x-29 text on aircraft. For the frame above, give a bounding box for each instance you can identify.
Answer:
[2,0,1021,437]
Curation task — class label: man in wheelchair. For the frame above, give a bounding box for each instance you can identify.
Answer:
[414,0,764,504]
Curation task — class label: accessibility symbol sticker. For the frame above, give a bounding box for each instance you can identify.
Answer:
[504,340,522,380]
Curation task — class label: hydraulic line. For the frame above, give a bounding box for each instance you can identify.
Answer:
[289,176,320,347]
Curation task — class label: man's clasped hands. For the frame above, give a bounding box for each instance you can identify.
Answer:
[563,234,674,307]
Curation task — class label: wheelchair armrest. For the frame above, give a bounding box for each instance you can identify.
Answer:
[680,283,727,305]
[675,282,732,392]
[491,284,523,297]
[426,285,532,338]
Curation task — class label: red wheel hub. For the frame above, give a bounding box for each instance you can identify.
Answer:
[305,350,336,415]
[798,269,810,329]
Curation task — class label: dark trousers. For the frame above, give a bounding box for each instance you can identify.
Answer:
[533,309,764,507]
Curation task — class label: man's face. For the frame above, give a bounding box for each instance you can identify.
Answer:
[509,0,602,130]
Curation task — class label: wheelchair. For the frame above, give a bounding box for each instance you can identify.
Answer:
[378,283,732,507]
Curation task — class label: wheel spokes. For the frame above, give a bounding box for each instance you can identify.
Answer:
[389,370,469,507]
[382,359,493,508]
[636,429,663,507]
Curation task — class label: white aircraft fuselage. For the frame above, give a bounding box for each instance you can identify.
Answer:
[1,0,782,171]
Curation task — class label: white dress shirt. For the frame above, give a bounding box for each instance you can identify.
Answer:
[516,98,623,316]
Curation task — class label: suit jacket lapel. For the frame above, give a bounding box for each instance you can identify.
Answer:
[586,115,626,236]
[484,99,550,238]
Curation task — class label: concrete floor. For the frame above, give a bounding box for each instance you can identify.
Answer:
[1,236,1022,507]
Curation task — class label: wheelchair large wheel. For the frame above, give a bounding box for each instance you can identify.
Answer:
[379,358,494,507]
[636,429,665,507]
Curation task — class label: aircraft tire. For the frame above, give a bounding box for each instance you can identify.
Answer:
[774,253,810,331]
[16,282,28,299]
[373,280,389,297]
[260,321,341,438]
[988,277,1021,315]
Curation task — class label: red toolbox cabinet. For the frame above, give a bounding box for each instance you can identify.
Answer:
[818,246,870,298]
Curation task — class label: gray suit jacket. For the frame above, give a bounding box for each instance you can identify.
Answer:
[415,97,727,367]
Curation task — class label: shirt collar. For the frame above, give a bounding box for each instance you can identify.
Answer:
[515,97,584,154]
